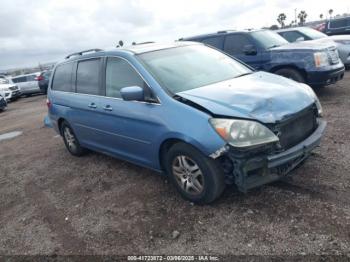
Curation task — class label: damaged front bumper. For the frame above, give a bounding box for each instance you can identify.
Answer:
[222,119,326,192]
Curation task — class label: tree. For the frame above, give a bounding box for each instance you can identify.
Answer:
[270,24,279,30]
[277,13,287,28]
[298,10,307,25]
[329,9,333,19]
[320,14,323,20]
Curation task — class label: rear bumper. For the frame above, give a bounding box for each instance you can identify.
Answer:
[307,66,345,86]
[227,119,326,192]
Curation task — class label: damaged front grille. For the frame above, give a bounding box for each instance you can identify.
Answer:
[273,105,317,150]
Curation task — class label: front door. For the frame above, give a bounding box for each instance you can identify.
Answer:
[97,57,163,167]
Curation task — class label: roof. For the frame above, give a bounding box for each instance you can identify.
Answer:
[275,27,310,33]
[12,72,41,78]
[61,41,199,63]
[120,41,196,54]
[181,29,264,40]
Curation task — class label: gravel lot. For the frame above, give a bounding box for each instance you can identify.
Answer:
[0,74,350,257]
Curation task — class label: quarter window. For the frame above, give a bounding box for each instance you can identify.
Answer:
[76,59,102,95]
[106,57,145,98]
[329,18,349,29]
[201,36,224,49]
[224,34,254,55]
[52,63,74,92]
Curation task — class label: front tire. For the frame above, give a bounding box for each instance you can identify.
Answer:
[61,121,86,156]
[274,68,305,83]
[165,142,225,204]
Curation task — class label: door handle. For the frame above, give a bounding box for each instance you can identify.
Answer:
[103,105,113,111]
[88,103,97,109]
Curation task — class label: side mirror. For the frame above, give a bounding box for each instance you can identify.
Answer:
[243,44,257,55]
[295,37,305,42]
[120,86,144,101]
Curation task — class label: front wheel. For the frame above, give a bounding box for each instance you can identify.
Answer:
[165,142,225,204]
[274,68,305,83]
[61,121,86,156]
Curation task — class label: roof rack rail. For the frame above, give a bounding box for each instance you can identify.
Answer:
[132,41,155,45]
[65,49,103,59]
[217,30,236,34]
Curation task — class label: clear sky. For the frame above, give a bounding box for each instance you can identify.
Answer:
[0,0,349,70]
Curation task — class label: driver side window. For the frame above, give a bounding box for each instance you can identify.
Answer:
[106,57,147,99]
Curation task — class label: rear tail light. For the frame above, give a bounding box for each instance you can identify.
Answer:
[35,75,44,81]
[46,98,51,109]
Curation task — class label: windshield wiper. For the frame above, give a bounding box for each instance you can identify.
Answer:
[268,44,281,49]
[234,72,253,78]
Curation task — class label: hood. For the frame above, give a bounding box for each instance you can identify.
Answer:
[177,72,315,123]
[271,40,335,51]
[0,84,15,90]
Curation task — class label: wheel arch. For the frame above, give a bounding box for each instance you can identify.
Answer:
[270,64,307,80]
[158,135,218,172]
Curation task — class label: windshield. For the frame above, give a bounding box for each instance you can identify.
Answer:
[138,45,252,93]
[299,27,327,39]
[251,30,289,49]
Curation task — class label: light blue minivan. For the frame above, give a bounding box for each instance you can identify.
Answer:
[48,42,326,203]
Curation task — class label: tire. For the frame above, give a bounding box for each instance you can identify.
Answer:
[274,68,305,83]
[60,121,86,156]
[164,142,225,204]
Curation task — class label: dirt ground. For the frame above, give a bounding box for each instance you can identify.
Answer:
[0,73,350,258]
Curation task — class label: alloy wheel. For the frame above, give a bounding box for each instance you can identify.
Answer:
[172,155,204,195]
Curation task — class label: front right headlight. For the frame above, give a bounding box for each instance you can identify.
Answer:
[301,83,323,116]
[314,52,329,68]
[209,118,279,148]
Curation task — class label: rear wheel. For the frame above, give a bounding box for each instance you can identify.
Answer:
[274,68,305,83]
[61,121,86,156]
[165,142,225,204]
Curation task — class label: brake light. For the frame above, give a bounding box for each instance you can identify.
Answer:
[46,98,51,108]
[35,75,44,81]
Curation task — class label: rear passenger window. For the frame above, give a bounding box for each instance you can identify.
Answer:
[280,31,303,42]
[76,59,102,95]
[12,76,26,83]
[201,36,224,49]
[106,57,145,98]
[26,75,37,81]
[52,63,74,92]
[224,34,253,55]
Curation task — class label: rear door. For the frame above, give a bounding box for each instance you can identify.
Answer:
[223,34,262,69]
[25,74,40,93]
[96,56,162,167]
[68,58,106,149]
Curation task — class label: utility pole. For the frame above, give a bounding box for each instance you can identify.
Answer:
[294,8,297,26]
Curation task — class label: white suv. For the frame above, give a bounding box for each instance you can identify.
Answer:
[0,75,21,101]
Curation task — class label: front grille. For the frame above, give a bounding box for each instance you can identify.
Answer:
[275,106,317,150]
[328,48,340,64]
[9,86,18,91]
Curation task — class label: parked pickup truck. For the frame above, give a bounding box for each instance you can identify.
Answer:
[181,29,345,87]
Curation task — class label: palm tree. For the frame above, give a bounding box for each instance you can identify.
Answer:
[329,9,333,19]
[298,11,307,25]
[277,13,287,28]
[320,14,324,20]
